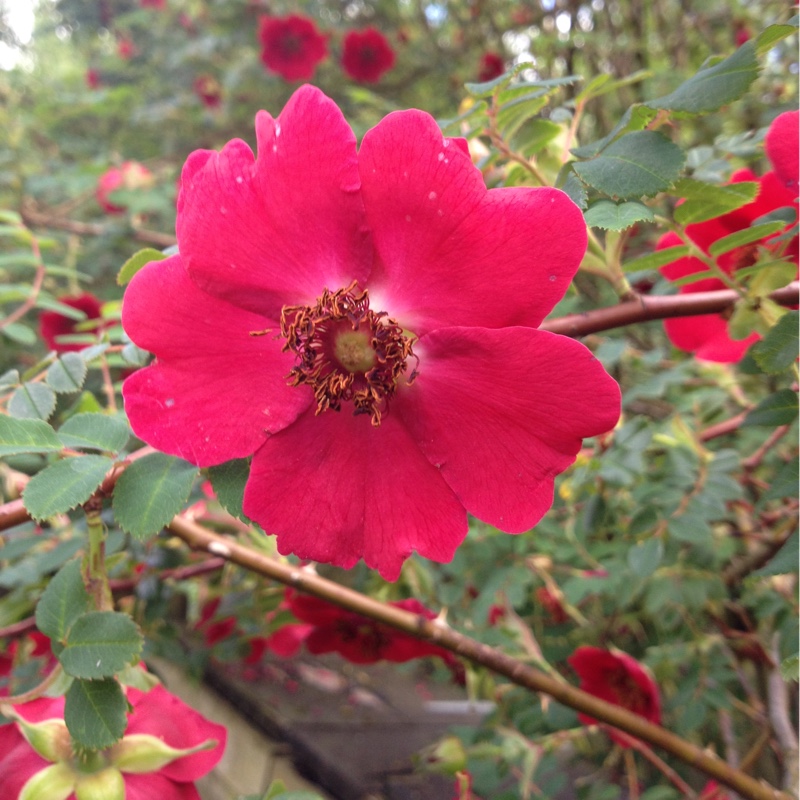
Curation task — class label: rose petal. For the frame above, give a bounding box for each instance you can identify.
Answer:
[765,110,799,193]
[124,686,226,782]
[178,85,371,319]
[125,772,201,800]
[244,408,467,581]
[398,327,620,532]
[0,730,50,797]
[122,256,309,467]
[358,109,586,333]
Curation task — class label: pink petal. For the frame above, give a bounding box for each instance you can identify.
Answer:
[244,409,468,581]
[177,86,372,320]
[358,109,586,333]
[398,327,620,532]
[122,256,309,467]
[664,315,758,363]
[765,110,799,193]
[125,685,227,782]
[264,624,313,657]
[0,730,49,797]
[125,773,201,800]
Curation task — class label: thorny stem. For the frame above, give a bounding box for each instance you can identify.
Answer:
[626,737,696,797]
[0,664,64,706]
[0,228,46,331]
[83,498,113,612]
[163,515,790,800]
[625,747,640,800]
[540,282,799,337]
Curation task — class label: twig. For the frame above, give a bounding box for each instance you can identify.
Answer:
[0,664,63,705]
[163,514,790,800]
[767,634,799,793]
[540,283,799,337]
[0,231,46,330]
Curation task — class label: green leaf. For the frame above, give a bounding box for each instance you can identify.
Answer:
[575,69,650,104]
[752,532,798,578]
[763,458,798,502]
[584,200,654,230]
[0,368,19,390]
[0,416,62,457]
[708,221,788,257]
[117,247,168,286]
[46,353,88,394]
[8,382,57,420]
[22,455,114,521]
[35,559,91,642]
[623,245,690,273]
[627,539,664,577]
[779,655,799,682]
[64,677,127,749]
[513,118,562,157]
[647,41,759,114]
[672,178,760,225]
[1,322,37,345]
[560,172,588,210]
[742,389,798,427]
[113,453,199,539]
[121,343,149,366]
[755,23,798,57]
[572,131,685,199]
[207,458,252,523]
[570,104,658,159]
[58,414,131,453]
[60,611,143,679]
[751,312,799,374]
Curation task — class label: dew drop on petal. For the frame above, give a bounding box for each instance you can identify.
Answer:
[549,275,556,282]
[165,398,175,408]
[428,191,437,201]
[437,153,444,161]
[235,176,243,184]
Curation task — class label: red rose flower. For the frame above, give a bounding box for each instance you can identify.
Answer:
[258,14,328,81]
[96,161,153,214]
[86,68,102,89]
[121,86,620,580]
[568,646,661,747]
[195,598,238,646]
[117,36,137,60]
[341,28,396,83]
[701,781,731,800]
[478,52,505,82]
[765,109,799,194]
[140,0,165,7]
[40,293,104,353]
[268,589,454,665]
[0,683,226,800]
[658,128,799,362]
[193,74,222,108]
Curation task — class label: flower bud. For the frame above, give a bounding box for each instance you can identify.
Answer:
[110,733,218,773]
[418,734,467,775]
[74,767,125,800]
[19,763,75,800]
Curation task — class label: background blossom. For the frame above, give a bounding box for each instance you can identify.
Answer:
[96,161,153,215]
[258,15,328,81]
[39,293,104,352]
[341,28,396,83]
[569,646,661,747]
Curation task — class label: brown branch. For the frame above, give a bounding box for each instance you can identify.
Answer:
[540,283,800,337]
[20,203,177,249]
[164,515,790,800]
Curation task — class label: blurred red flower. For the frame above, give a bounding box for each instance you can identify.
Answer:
[40,293,104,353]
[341,28,396,83]
[258,14,328,81]
[141,0,165,7]
[122,86,619,579]
[96,160,153,214]
[266,589,454,666]
[193,74,222,108]
[86,68,102,89]
[657,111,799,362]
[117,35,137,59]
[535,586,569,624]
[568,646,661,748]
[0,631,55,697]
[700,781,731,800]
[0,684,225,800]
[478,52,505,82]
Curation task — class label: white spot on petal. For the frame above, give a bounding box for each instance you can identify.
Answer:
[549,275,556,282]
[235,176,243,184]
[165,398,175,408]
[437,153,444,161]
[428,191,437,200]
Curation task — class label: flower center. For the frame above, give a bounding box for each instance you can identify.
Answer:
[278,281,417,426]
